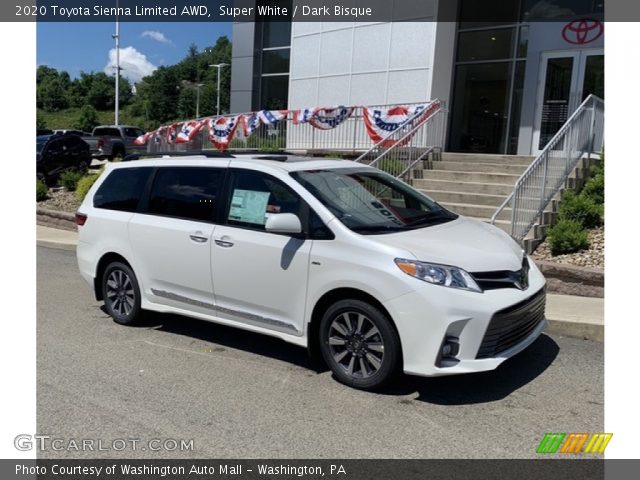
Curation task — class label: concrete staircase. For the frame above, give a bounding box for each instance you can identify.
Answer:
[410,152,544,251]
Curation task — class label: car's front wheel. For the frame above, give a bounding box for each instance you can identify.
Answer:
[319,299,401,390]
[102,262,142,325]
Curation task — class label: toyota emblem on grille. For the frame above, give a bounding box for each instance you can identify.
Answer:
[562,19,603,45]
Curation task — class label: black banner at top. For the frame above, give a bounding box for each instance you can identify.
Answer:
[0,0,624,23]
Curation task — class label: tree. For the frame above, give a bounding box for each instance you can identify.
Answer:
[73,105,99,132]
[36,111,47,130]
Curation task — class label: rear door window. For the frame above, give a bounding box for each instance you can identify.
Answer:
[93,168,153,212]
[148,167,224,222]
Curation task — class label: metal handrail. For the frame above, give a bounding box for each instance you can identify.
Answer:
[491,94,604,241]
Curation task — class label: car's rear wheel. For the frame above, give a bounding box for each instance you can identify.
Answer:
[102,262,142,325]
[319,299,401,390]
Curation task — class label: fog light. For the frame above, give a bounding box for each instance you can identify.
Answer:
[441,336,460,358]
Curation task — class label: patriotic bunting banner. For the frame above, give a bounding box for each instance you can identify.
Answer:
[241,112,262,136]
[309,106,354,130]
[165,123,180,144]
[257,110,288,126]
[152,127,165,144]
[176,120,204,144]
[133,131,153,145]
[363,101,440,147]
[292,108,314,125]
[241,110,288,137]
[207,115,241,150]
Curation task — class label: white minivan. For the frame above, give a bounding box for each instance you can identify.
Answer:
[76,154,546,390]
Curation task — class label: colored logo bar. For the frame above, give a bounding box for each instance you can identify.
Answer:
[537,433,612,454]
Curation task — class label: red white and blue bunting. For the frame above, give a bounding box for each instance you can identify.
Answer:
[207,115,241,151]
[133,131,153,146]
[292,108,314,125]
[133,101,440,151]
[176,120,204,144]
[165,123,180,145]
[363,100,440,146]
[309,106,354,130]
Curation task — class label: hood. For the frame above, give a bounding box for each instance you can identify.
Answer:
[373,216,524,272]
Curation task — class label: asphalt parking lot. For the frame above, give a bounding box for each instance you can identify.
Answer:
[37,246,603,459]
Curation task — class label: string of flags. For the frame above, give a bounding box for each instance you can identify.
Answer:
[134,101,440,151]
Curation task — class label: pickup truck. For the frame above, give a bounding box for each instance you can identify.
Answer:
[83,125,146,161]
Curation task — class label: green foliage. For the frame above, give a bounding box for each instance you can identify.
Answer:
[558,190,603,229]
[76,174,100,201]
[36,36,231,130]
[72,105,100,132]
[36,111,47,130]
[59,170,83,191]
[581,172,604,205]
[36,179,48,201]
[376,158,406,176]
[547,219,590,255]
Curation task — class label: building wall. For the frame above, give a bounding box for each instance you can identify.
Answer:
[287,1,444,109]
[288,22,436,108]
[230,21,257,114]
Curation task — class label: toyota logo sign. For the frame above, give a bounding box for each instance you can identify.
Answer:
[562,19,603,45]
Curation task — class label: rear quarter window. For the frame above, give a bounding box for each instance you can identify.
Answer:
[93,168,152,212]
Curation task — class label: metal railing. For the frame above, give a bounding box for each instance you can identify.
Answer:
[358,103,448,181]
[145,102,432,155]
[491,94,604,241]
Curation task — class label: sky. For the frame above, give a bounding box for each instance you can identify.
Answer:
[36,22,232,83]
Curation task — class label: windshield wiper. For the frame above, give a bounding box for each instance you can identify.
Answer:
[351,224,405,234]
[405,212,456,228]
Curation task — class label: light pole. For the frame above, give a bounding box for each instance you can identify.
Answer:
[112,1,120,125]
[209,63,228,116]
[195,83,204,118]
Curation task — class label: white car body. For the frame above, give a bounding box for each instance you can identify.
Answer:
[77,155,546,380]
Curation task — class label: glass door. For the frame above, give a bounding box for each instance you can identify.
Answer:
[532,49,604,154]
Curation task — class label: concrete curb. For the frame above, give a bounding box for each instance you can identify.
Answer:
[37,239,76,251]
[533,258,604,286]
[546,319,603,343]
[36,207,76,231]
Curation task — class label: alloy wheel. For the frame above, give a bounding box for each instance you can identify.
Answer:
[328,311,385,379]
[105,269,135,317]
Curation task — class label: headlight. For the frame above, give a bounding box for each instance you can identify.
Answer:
[394,258,482,293]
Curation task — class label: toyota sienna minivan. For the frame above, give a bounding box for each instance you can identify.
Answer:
[76,154,546,390]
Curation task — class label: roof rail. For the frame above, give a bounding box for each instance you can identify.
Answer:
[122,150,234,162]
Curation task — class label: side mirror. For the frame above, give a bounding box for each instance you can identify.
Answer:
[265,213,302,235]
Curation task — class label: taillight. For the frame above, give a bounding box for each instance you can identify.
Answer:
[75,213,87,226]
[97,138,104,148]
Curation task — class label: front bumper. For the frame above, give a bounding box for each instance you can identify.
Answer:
[383,260,547,377]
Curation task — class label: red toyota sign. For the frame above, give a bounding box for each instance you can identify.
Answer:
[562,19,604,45]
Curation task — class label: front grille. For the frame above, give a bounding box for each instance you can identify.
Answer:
[476,288,546,359]
[471,257,530,291]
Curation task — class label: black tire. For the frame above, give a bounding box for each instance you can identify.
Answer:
[77,160,89,174]
[319,299,401,390]
[110,149,125,162]
[102,262,142,325]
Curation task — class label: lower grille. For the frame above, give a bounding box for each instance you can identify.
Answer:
[476,288,546,359]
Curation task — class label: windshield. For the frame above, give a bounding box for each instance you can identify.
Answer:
[36,136,49,153]
[291,168,457,234]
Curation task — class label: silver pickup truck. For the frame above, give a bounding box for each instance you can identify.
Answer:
[83,125,146,161]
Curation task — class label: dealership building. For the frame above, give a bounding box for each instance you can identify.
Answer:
[230,0,604,156]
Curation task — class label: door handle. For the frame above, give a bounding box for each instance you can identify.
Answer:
[189,232,209,243]
[214,239,234,248]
